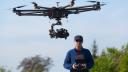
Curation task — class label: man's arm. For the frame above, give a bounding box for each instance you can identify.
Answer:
[63,51,72,70]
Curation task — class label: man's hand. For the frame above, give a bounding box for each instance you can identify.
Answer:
[72,64,86,70]
[81,64,86,69]
[72,64,78,69]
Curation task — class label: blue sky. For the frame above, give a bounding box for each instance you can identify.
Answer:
[0,0,128,72]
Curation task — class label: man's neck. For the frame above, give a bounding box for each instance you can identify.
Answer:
[75,46,82,51]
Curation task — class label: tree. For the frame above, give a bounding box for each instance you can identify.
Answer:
[0,66,11,72]
[90,52,115,72]
[107,48,122,72]
[118,43,128,72]
[91,47,122,72]
[92,40,98,59]
[17,55,53,72]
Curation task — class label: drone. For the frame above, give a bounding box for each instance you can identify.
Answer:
[13,0,106,39]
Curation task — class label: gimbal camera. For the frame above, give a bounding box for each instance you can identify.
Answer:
[49,20,69,39]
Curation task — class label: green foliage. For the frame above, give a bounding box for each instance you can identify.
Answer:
[0,66,11,72]
[90,43,128,72]
[17,55,53,72]
[118,44,128,72]
[90,55,115,72]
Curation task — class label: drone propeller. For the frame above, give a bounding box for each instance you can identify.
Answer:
[31,2,51,10]
[87,0,106,4]
[87,0,106,6]
[31,2,40,9]
[100,4,106,6]
[14,5,27,8]
[87,1,98,3]
[31,2,37,5]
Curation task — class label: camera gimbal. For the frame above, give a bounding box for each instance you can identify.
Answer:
[49,19,69,39]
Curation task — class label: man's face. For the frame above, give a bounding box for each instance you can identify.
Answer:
[75,39,83,48]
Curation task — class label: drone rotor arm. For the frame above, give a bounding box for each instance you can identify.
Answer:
[13,9,49,12]
[76,9,94,13]
[67,7,98,14]
[19,13,47,16]
[15,12,48,16]
[65,5,94,10]
[13,9,49,16]
[34,5,51,10]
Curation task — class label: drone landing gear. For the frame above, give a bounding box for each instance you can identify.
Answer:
[49,20,69,39]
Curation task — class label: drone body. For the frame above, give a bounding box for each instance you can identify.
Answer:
[13,0,105,39]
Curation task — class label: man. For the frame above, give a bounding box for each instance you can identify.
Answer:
[63,35,94,72]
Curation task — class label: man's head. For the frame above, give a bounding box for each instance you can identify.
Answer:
[74,35,83,42]
[74,35,83,49]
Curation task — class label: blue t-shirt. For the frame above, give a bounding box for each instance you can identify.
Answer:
[63,48,94,70]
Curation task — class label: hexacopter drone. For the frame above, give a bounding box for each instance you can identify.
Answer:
[13,0,105,39]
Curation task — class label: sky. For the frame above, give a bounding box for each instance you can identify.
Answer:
[0,0,128,72]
